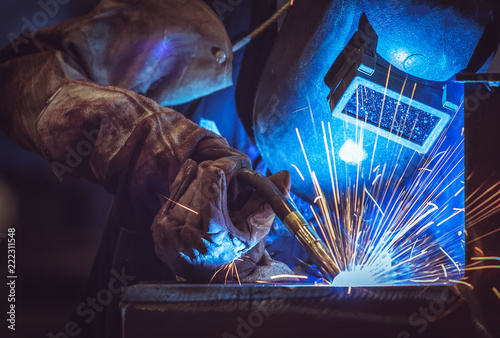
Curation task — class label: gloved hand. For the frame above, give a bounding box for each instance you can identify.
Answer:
[24,79,293,282]
[0,0,294,282]
[152,156,293,282]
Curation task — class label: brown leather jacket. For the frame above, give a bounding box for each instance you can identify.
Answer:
[0,0,290,285]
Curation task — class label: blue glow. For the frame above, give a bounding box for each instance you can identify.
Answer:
[150,39,174,61]
[264,81,465,286]
[252,6,469,286]
[199,117,221,136]
[338,139,366,164]
[332,250,393,286]
[332,269,378,287]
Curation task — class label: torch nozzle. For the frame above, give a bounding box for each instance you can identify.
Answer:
[237,168,340,282]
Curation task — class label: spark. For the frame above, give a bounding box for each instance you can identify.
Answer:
[428,203,438,210]
[388,76,408,137]
[441,264,448,277]
[209,259,242,284]
[233,261,241,285]
[474,247,485,256]
[440,247,461,273]
[209,265,226,284]
[347,287,352,294]
[372,174,382,185]
[307,97,317,135]
[369,64,392,175]
[465,179,500,228]
[161,195,199,215]
[493,287,500,300]
[454,186,464,197]
[465,265,500,271]
[291,107,308,114]
[291,164,305,181]
[449,279,473,288]
[364,187,384,216]
[471,256,500,261]
[225,261,233,283]
[436,209,462,227]
[296,128,313,178]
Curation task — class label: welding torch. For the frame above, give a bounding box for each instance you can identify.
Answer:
[237,168,340,283]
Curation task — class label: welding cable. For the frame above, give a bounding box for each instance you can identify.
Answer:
[237,168,340,282]
[232,1,293,53]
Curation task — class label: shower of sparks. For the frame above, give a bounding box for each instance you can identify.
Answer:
[291,66,474,286]
[161,195,199,215]
[209,258,243,285]
[465,177,500,229]
[295,119,465,285]
[441,264,448,278]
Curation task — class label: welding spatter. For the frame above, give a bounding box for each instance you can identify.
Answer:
[237,168,340,283]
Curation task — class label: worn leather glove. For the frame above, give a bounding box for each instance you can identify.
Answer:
[0,0,294,283]
[16,79,293,282]
[152,156,293,282]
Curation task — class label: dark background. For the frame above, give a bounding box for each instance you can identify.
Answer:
[0,1,111,337]
[0,1,499,338]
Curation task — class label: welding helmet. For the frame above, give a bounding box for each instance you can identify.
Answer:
[253,0,498,204]
[252,0,499,288]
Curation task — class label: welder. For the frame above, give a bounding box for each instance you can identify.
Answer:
[0,0,294,337]
[2,0,500,337]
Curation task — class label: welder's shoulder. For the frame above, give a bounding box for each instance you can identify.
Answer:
[0,35,76,150]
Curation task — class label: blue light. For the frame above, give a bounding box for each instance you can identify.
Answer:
[199,117,221,136]
[338,139,366,164]
[331,269,378,287]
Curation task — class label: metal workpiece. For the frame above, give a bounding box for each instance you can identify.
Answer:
[120,283,470,338]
